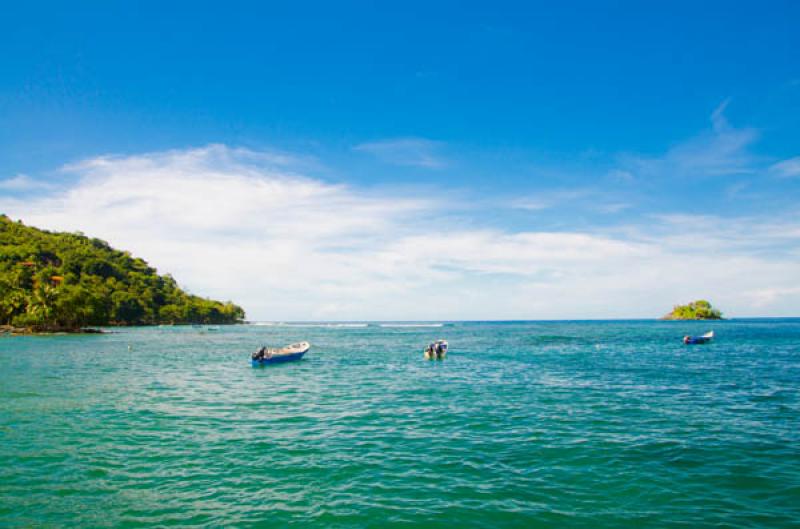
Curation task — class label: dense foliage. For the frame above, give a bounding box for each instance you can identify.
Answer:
[663,300,723,320]
[0,215,245,330]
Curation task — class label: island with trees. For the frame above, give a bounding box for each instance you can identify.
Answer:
[662,300,723,320]
[0,215,245,333]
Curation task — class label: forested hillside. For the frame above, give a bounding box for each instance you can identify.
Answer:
[0,215,244,331]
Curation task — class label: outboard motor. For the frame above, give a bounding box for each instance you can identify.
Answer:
[252,346,266,360]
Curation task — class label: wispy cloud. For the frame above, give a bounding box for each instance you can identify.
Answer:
[0,174,53,192]
[353,138,447,168]
[510,188,632,215]
[619,100,760,179]
[1,145,798,319]
[642,213,800,256]
[770,156,800,178]
[746,286,800,308]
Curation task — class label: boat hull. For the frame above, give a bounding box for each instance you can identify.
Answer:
[684,331,714,345]
[251,351,306,366]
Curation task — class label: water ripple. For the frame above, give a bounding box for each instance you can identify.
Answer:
[1,320,799,527]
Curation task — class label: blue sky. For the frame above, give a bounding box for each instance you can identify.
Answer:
[1,1,799,319]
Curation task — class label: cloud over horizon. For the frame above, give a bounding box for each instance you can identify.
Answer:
[1,145,799,320]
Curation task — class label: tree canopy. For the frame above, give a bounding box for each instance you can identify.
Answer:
[662,300,723,320]
[0,215,245,331]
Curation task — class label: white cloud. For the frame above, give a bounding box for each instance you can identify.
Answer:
[0,174,53,192]
[595,202,630,214]
[745,286,800,309]
[1,145,798,319]
[511,198,551,211]
[510,188,632,215]
[646,213,800,253]
[710,98,732,132]
[354,138,446,168]
[770,157,800,178]
[608,169,635,182]
[620,100,759,179]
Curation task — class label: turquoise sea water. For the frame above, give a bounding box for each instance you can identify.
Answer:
[1,320,799,528]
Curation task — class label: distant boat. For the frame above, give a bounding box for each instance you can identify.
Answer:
[424,339,448,360]
[251,341,310,366]
[683,330,714,344]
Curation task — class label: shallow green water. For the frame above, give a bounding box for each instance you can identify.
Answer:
[1,320,799,528]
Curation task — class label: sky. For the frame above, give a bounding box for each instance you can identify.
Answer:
[1,1,799,320]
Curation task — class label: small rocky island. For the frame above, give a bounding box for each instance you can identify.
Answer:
[662,300,723,320]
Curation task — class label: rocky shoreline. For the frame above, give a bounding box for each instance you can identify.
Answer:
[0,325,105,336]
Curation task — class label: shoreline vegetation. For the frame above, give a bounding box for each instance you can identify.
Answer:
[0,216,245,333]
[662,300,723,320]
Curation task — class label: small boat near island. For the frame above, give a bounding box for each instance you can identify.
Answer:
[683,331,714,345]
[424,339,448,360]
[251,341,310,366]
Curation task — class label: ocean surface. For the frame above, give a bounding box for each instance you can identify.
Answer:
[1,320,799,528]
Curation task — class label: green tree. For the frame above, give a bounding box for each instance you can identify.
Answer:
[0,216,245,330]
[664,300,723,320]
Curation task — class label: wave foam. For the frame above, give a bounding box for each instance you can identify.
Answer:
[379,323,444,328]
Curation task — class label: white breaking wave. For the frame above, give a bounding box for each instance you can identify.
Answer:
[249,322,369,328]
[295,323,369,328]
[379,323,444,328]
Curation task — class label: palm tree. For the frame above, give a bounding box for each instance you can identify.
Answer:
[27,283,58,326]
